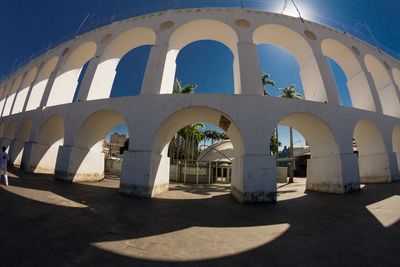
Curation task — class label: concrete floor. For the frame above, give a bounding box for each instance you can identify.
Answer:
[1,168,400,266]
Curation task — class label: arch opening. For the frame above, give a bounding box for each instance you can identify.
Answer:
[31,115,64,173]
[254,24,327,102]
[3,76,22,116]
[271,113,343,193]
[257,44,304,98]
[26,57,59,111]
[161,20,240,94]
[88,28,156,100]
[353,120,390,183]
[167,122,233,187]
[174,40,234,94]
[109,45,152,97]
[321,39,375,111]
[47,42,97,107]
[2,121,16,151]
[12,67,37,114]
[9,119,32,166]
[70,110,128,183]
[150,107,245,197]
[365,54,400,117]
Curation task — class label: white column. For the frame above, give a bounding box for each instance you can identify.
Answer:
[9,72,28,114]
[39,53,67,108]
[359,62,384,114]
[236,42,264,95]
[141,42,173,95]
[388,70,400,107]
[76,44,107,101]
[310,45,341,105]
[22,63,43,112]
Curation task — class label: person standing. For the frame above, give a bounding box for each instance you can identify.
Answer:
[0,146,9,186]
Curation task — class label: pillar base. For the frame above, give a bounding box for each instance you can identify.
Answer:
[9,140,25,166]
[55,145,104,182]
[120,150,170,198]
[306,154,360,194]
[359,153,391,183]
[230,154,277,204]
[21,142,58,173]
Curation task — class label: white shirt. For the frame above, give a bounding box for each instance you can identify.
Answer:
[0,152,9,169]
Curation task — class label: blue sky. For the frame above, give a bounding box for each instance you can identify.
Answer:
[0,0,399,149]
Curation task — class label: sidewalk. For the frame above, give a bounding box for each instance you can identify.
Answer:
[0,168,399,266]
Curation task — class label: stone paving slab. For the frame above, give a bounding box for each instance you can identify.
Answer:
[0,168,400,266]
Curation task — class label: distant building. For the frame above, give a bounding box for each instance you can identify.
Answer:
[104,133,127,158]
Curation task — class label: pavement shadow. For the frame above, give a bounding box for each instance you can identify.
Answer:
[0,167,399,266]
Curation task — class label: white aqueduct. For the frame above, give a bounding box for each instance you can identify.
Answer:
[1,8,400,203]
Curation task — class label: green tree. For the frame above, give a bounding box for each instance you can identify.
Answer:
[261,72,275,96]
[173,79,197,94]
[178,123,205,161]
[270,130,281,156]
[169,79,198,163]
[119,138,129,155]
[204,130,221,145]
[280,84,302,183]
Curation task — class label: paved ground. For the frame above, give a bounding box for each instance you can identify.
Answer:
[0,168,400,266]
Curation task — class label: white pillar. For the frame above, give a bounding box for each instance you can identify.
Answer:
[310,45,341,105]
[141,42,173,95]
[236,42,263,95]
[120,150,170,197]
[388,70,400,107]
[39,53,68,108]
[9,72,28,114]
[54,145,104,182]
[359,62,384,114]
[76,45,107,101]
[231,154,277,204]
[22,63,43,112]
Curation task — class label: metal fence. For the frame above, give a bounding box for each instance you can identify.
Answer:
[170,161,232,184]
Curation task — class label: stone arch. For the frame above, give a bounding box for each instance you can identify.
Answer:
[276,112,343,192]
[33,115,65,173]
[321,39,375,111]
[2,121,16,151]
[160,20,240,94]
[26,56,59,111]
[4,121,16,139]
[354,119,390,183]
[364,54,400,117]
[66,109,127,181]
[253,24,327,102]
[0,84,9,116]
[3,76,22,116]
[148,106,245,197]
[393,125,400,176]
[10,118,32,166]
[12,67,38,114]
[47,42,97,106]
[393,67,400,89]
[88,28,156,100]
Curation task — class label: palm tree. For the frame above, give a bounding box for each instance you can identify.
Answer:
[204,130,221,145]
[173,79,197,94]
[179,123,205,161]
[270,130,281,156]
[280,84,302,183]
[170,79,198,163]
[261,72,275,96]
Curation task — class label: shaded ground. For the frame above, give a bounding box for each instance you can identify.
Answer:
[0,168,399,266]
